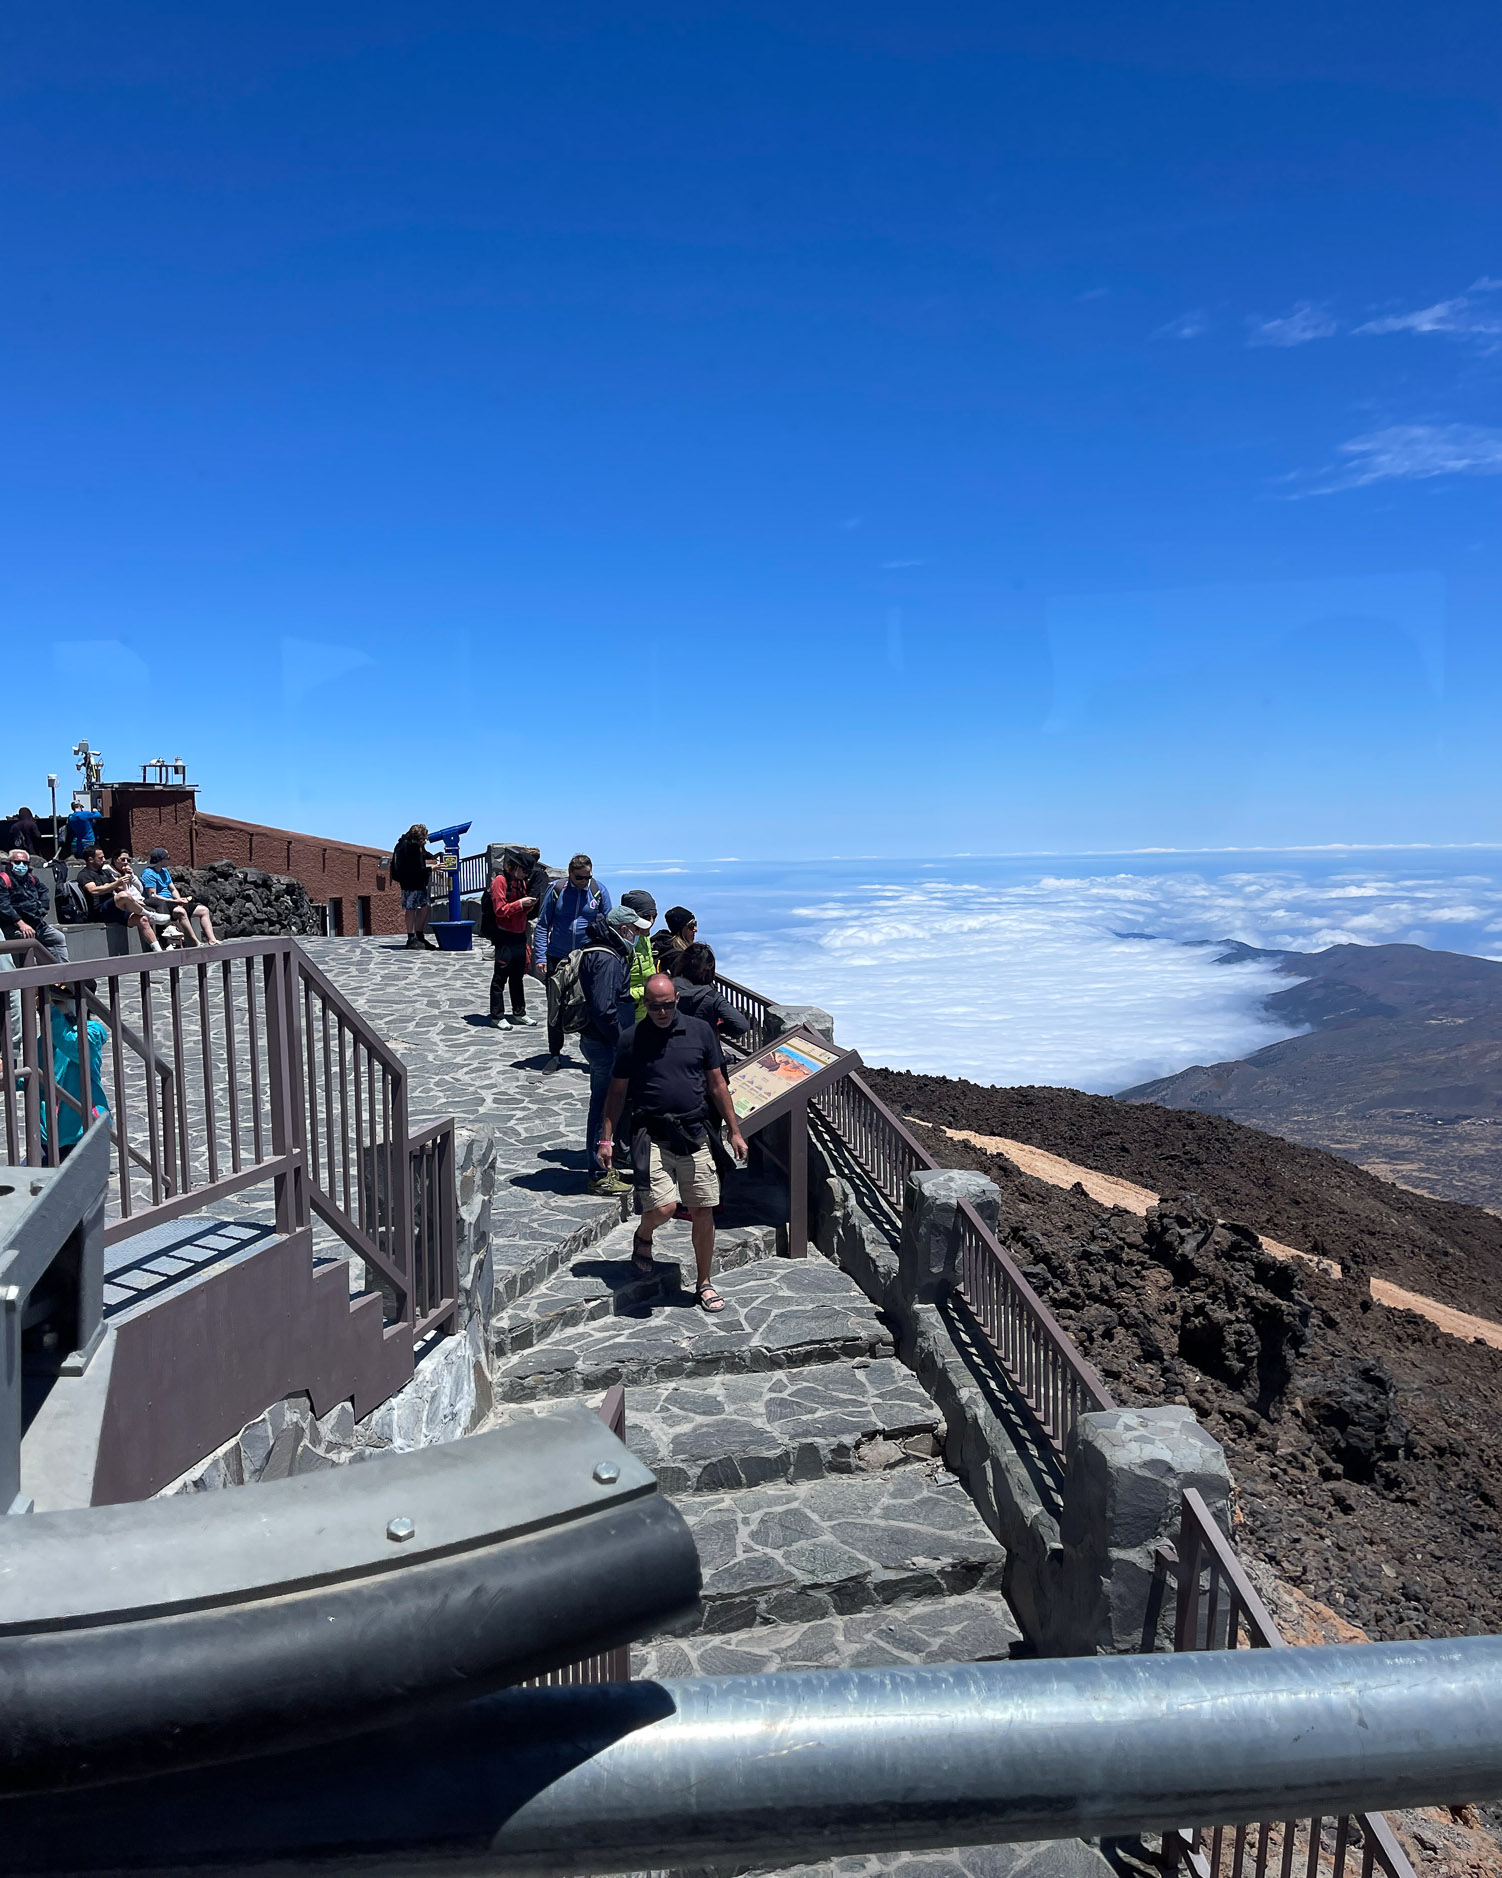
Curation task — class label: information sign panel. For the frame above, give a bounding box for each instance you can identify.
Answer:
[725,1027,861,1139]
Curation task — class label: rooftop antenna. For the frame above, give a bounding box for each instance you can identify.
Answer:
[72,740,105,808]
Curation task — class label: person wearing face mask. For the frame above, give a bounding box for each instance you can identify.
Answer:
[0,848,69,961]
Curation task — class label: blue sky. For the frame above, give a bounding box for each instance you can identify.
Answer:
[4,3,1501,859]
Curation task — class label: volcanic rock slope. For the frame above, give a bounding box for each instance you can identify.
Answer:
[868,1067,1502,1643]
[1120,942,1502,1209]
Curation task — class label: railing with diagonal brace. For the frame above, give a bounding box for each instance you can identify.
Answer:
[1,936,456,1347]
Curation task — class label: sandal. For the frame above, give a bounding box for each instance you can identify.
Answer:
[631,1235,656,1277]
[696,1281,726,1314]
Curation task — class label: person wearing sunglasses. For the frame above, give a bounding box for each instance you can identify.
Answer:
[596,971,747,1313]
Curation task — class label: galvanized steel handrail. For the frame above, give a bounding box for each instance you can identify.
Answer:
[525,1384,632,1690]
[1157,1488,1416,1878]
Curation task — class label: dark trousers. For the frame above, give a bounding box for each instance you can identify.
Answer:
[489,934,528,1018]
[541,956,574,1056]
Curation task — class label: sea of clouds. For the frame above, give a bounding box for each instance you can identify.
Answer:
[614,853,1502,1093]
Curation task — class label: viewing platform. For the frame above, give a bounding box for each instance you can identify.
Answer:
[0,927,1427,1878]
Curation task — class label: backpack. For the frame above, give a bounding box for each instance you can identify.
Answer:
[548,943,611,1035]
[56,878,91,924]
[478,876,500,941]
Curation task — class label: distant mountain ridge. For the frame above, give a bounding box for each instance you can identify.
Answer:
[1119,942,1502,1209]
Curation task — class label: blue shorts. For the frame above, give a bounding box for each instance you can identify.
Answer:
[401,887,430,911]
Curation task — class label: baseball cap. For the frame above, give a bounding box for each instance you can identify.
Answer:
[620,888,657,923]
[606,904,650,935]
[148,847,170,865]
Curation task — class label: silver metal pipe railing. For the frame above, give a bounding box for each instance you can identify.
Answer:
[11,1638,1502,1875]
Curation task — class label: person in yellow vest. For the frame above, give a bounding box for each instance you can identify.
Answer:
[617,889,658,1022]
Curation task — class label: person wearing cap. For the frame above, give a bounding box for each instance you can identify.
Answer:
[577,902,649,1195]
[139,849,218,946]
[651,906,697,976]
[534,853,612,1067]
[597,971,748,1312]
[618,889,657,1023]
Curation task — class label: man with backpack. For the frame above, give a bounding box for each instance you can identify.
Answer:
[0,849,70,962]
[389,824,440,950]
[533,853,611,1068]
[575,902,649,1195]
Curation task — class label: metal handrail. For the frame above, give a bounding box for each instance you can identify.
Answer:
[2,938,457,1350]
[1155,1488,1417,1878]
[805,1061,1113,1459]
[711,973,774,1053]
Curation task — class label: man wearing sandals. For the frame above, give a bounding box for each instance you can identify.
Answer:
[596,971,748,1313]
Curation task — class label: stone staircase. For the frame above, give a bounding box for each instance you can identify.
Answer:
[483,1216,1024,1678]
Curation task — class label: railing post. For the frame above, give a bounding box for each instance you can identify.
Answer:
[1047,1406,1232,1656]
[262,945,306,1237]
[389,1061,413,1332]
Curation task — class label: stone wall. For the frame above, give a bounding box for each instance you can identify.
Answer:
[807,1127,1231,1653]
[177,860,323,940]
[164,1126,625,1494]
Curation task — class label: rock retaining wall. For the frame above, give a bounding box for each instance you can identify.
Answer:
[165,1126,630,1493]
[177,859,322,939]
[807,1123,1231,1653]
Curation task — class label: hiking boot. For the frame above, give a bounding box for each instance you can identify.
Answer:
[405,935,422,949]
[587,1171,630,1197]
[488,1014,513,1030]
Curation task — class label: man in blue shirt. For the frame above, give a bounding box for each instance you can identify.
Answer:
[65,806,100,857]
[534,853,611,1068]
[140,847,218,945]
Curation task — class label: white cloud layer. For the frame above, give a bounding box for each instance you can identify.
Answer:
[1154,309,1207,340]
[684,862,1502,1095]
[1247,302,1339,347]
[1356,278,1502,343]
[1296,422,1502,496]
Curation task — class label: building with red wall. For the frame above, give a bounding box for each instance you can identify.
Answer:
[104,783,404,936]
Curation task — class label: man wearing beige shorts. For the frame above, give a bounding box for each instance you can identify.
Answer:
[597,972,748,1312]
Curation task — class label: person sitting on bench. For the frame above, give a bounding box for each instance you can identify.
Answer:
[77,846,163,952]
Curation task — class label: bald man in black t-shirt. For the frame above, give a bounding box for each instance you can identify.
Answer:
[597,972,747,1313]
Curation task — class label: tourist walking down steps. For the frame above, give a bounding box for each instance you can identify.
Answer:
[597,971,748,1312]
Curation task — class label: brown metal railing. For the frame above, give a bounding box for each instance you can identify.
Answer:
[1153,1489,1416,1878]
[1,936,456,1346]
[525,1384,632,1688]
[807,1060,1113,1459]
[712,973,774,1053]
